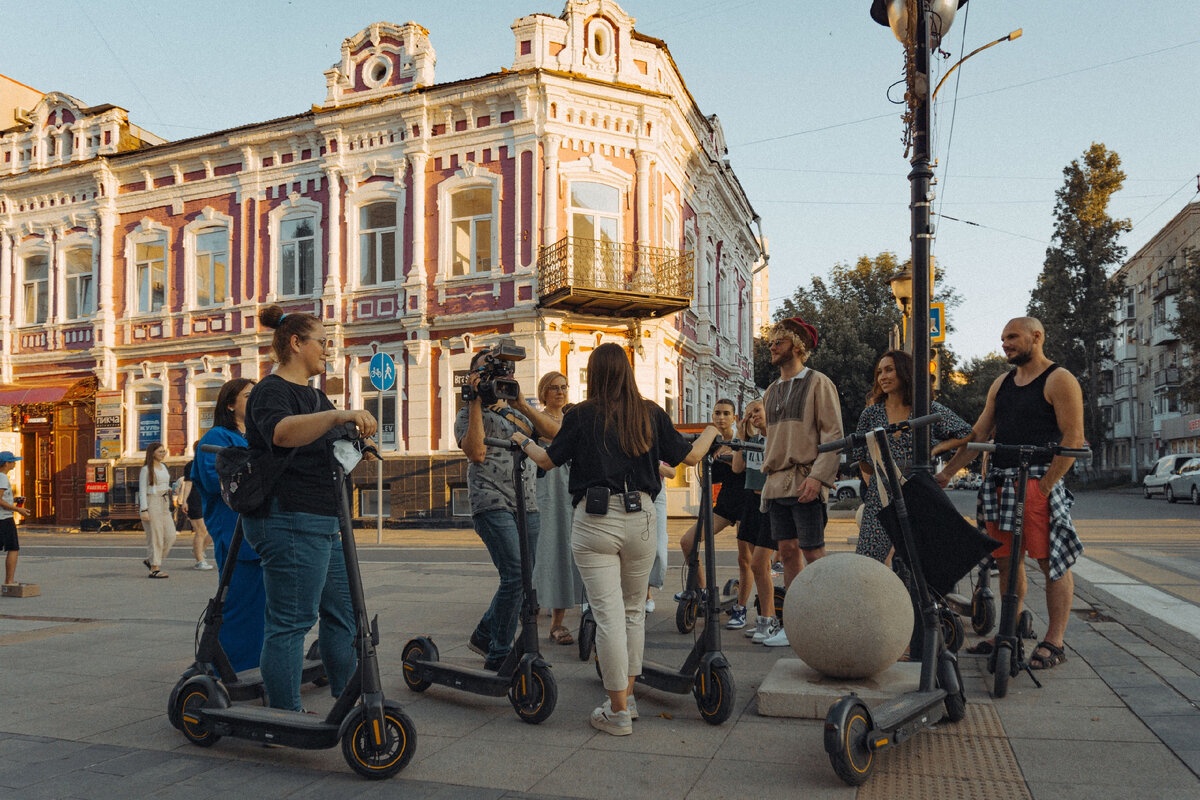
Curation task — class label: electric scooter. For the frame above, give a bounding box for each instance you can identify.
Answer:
[943,556,997,638]
[626,436,762,725]
[965,441,1090,698]
[169,424,416,780]
[820,414,968,786]
[401,437,557,724]
[166,515,325,714]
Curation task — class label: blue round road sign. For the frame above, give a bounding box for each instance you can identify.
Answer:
[369,352,396,392]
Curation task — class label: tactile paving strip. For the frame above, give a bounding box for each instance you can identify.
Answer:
[860,702,1030,800]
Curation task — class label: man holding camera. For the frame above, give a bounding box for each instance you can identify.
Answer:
[455,343,561,670]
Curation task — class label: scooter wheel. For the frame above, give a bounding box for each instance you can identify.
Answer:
[1018,610,1035,640]
[825,699,874,786]
[722,578,739,598]
[306,639,328,688]
[939,657,967,723]
[401,637,438,693]
[773,585,787,622]
[993,642,1012,699]
[676,598,697,634]
[693,664,736,725]
[176,676,228,747]
[939,607,965,653]
[577,611,596,662]
[341,702,416,779]
[509,663,557,724]
[971,593,996,637]
[167,667,202,730]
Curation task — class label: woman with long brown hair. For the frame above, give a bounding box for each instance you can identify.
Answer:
[138,441,177,578]
[517,343,718,736]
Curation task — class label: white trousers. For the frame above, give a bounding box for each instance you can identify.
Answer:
[571,492,656,692]
[143,494,177,566]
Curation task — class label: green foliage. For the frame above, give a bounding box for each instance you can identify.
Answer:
[1173,248,1200,406]
[939,353,1009,429]
[1027,143,1130,457]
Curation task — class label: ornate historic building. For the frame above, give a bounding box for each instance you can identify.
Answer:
[0,1,764,523]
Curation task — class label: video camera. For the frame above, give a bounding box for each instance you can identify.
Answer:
[462,340,526,405]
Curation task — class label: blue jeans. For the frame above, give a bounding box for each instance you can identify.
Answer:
[472,509,539,663]
[242,501,356,711]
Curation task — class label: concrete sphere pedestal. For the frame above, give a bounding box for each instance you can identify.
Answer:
[782,552,912,679]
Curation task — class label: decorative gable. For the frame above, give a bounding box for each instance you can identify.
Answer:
[322,22,436,108]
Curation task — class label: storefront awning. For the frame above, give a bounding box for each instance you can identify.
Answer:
[0,385,70,405]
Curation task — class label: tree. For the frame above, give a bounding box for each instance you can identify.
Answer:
[1027,143,1130,460]
[1173,248,1200,406]
[939,353,1010,429]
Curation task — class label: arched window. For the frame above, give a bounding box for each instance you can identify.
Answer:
[64,247,95,320]
[450,188,493,275]
[568,181,621,287]
[359,202,397,285]
[194,228,229,307]
[135,238,167,313]
[279,215,316,296]
[21,252,50,325]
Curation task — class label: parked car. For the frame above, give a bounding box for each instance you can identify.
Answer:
[832,478,861,501]
[1165,457,1200,504]
[1143,453,1200,499]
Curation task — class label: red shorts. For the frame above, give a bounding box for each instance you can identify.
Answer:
[985,479,1051,560]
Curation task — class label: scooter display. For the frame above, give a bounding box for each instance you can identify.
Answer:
[401,436,557,724]
[819,414,968,786]
[627,436,762,725]
[166,515,325,716]
[169,424,416,780]
[965,441,1090,698]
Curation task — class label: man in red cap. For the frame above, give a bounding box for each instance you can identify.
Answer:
[757,318,844,647]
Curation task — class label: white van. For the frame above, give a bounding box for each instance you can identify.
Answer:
[1143,453,1200,499]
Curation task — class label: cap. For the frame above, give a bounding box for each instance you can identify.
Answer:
[0,451,22,464]
[781,317,819,350]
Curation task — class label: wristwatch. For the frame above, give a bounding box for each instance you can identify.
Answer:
[520,437,534,450]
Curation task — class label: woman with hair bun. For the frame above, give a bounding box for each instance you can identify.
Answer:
[241,305,378,711]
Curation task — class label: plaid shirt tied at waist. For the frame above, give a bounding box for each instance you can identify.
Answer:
[976,463,1082,582]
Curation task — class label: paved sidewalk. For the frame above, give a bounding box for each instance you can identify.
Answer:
[1,527,1197,799]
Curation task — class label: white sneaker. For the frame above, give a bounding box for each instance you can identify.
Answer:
[644,597,655,614]
[762,626,790,647]
[746,616,769,639]
[603,696,638,720]
[753,617,781,643]
[193,561,214,571]
[591,704,632,735]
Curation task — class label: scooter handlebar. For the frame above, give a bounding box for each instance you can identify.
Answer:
[967,442,1091,459]
[484,436,521,451]
[199,444,222,454]
[817,412,944,454]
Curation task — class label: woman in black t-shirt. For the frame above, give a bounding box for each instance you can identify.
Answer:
[241,304,378,712]
[516,343,718,736]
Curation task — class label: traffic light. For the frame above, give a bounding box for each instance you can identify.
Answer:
[930,347,941,393]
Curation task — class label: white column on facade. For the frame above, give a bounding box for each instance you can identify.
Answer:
[0,230,12,383]
[323,166,342,299]
[542,134,560,247]
[403,339,432,453]
[96,203,118,388]
[634,150,653,290]
[406,151,428,320]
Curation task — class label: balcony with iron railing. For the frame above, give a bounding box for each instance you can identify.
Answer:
[537,237,694,318]
[1153,272,1180,300]
[1154,367,1181,388]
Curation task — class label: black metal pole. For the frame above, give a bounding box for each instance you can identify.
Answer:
[909,0,933,474]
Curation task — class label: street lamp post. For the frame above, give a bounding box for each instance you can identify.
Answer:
[872,0,958,475]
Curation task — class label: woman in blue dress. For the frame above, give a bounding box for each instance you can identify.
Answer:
[194,378,264,672]
[853,350,971,565]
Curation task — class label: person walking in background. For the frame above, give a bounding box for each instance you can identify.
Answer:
[759,317,844,648]
[938,317,1086,671]
[0,452,30,586]
[853,349,971,660]
[646,462,676,614]
[195,377,264,672]
[178,447,214,571]
[531,371,583,646]
[731,399,779,643]
[242,305,377,711]
[517,343,720,736]
[139,442,177,579]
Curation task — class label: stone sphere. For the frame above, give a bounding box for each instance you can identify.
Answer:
[782,553,913,679]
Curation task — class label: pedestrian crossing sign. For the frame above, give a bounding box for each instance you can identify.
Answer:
[930,303,945,343]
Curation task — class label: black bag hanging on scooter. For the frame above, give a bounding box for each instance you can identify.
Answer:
[214,446,297,517]
[877,470,1000,597]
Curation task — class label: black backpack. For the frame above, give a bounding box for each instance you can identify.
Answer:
[214,446,297,517]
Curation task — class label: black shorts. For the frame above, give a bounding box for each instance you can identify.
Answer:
[713,487,746,525]
[767,497,827,550]
[0,517,18,552]
[186,486,204,521]
[737,501,774,549]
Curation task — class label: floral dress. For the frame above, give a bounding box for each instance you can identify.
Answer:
[852,401,972,562]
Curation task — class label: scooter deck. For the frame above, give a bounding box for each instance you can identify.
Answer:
[637,659,693,695]
[199,705,339,749]
[870,689,946,747]
[411,660,512,697]
[222,658,325,702]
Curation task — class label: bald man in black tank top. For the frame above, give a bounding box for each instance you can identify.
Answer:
[938,317,1085,671]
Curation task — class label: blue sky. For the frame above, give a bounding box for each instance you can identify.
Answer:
[6,1,1199,360]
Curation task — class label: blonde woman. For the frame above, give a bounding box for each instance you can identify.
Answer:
[138,442,177,579]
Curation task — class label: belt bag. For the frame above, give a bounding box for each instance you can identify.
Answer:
[584,486,643,515]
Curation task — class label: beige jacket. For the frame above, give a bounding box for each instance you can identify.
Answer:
[760,368,844,501]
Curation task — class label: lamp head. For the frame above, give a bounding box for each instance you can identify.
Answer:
[889,268,914,311]
[871,0,968,47]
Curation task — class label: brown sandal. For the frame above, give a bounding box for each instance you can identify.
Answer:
[549,625,574,645]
